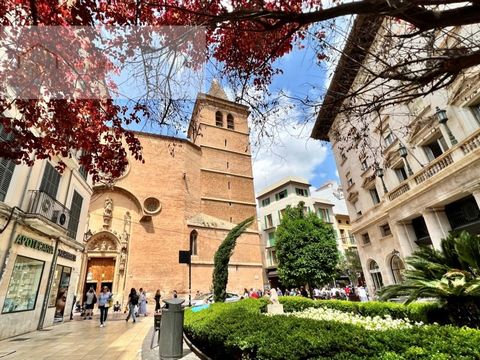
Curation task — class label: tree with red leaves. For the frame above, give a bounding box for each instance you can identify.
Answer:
[1,1,479,181]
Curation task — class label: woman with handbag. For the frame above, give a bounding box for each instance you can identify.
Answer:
[98,286,112,327]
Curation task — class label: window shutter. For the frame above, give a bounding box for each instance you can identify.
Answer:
[40,163,61,198]
[0,158,15,202]
[0,124,15,201]
[67,190,83,239]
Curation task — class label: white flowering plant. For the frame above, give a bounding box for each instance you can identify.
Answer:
[276,307,425,331]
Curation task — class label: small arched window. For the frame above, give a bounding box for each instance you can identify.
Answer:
[390,255,405,284]
[227,114,234,130]
[215,111,223,127]
[190,230,198,256]
[369,260,384,290]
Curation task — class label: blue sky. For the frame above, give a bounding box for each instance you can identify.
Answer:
[249,44,339,193]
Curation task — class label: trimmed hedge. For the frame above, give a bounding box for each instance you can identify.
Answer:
[184,299,480,360]
[278,297,442,323]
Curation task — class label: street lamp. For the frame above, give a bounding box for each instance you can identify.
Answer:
[398,143,413,176]
[435,107,458,145]
[375,167,388,194]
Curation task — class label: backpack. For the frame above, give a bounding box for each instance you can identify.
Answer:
[130,293,139,305]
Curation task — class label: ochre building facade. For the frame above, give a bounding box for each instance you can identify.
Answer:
[78,83,264,304]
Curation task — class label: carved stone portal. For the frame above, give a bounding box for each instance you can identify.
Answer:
[88,237,117,251]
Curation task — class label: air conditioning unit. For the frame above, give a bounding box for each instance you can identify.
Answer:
[51,210,70,229]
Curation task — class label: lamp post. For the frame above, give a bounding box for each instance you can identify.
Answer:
[435,107,457,146]
[375,167,388,194]
[398,143,413,176]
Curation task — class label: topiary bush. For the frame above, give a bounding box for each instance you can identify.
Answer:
[184,299,480,360]
[278,297,442,323]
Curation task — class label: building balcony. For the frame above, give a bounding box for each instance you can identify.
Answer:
[26,190,71,234]
[387,128,480,202]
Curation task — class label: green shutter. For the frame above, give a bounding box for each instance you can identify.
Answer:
[264,215,267,229]
[40,163,61,199]
[67,191,83,239]
[0,157,15,202]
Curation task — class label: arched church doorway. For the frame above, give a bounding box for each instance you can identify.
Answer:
[81,232,128,302]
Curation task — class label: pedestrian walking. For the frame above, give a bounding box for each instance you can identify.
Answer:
[126,288,139,323]
[138,288,147,316]
[154,289,161,314]
[358,286,368,302]
[83,287,96,320]
[98,286,112,327]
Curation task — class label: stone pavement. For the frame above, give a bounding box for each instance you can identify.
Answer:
[0,312,201,360]
[0,313,152,360]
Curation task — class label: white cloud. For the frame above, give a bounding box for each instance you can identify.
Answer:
[249,94,328,193]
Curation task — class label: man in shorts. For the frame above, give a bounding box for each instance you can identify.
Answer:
[84,287,96,320]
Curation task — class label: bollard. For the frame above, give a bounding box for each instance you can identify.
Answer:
[159,298,185,360]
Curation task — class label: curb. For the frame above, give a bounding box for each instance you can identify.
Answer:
[183,333,212,360]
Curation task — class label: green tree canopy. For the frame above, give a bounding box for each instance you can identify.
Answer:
[275,202,339,290]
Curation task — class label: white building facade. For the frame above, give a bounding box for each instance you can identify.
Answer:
[256,177,343,288]
[311,16,480,297]
[0,124,92,339]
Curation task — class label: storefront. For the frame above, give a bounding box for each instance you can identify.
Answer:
[0,230,82,339]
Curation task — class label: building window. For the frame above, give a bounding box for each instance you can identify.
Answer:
[0,124,16,201]
[369,260,384,290]
[338,219,342,224]
[2,255,45,313]
[190,230,198,256]
[261,197,270,207]
[67,191,83,240]
[224,139,227,147]
[40,162,61,199]
[78,165,88,180]
[215,111,223,127]
[144,197,161,214]
[361,159,369,171]
[295,188,308,197]
[369,188,380,205]
[275,189,288,201]
[394,165,408,182]
[423,135,448,161]
[380,223,392,237]
[227,114,234,130]
[267,232,275,247]
[346,220,350,224]
[384,131,395,147]
[266,249,277,267]
[264,214,273,229]
[390,255,405,284]
[412,216,432,246]
[227,181,231,190]
[362,233,371,245]
[48,265,72,320]
[278,208,286,219]
[317,208,331,222]
[471,103,480,125]
[226,161,229,169]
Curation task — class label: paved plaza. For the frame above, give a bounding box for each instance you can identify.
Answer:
[0,314,152,360]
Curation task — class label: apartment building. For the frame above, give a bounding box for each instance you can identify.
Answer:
[0,125,92,339]
[313,181,355,252]
[311,16,480,296]
[256,177,341,288]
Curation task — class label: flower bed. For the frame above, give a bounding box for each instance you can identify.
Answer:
[288,307,423,330]
[278,296,442,324]
[184,299,480,360]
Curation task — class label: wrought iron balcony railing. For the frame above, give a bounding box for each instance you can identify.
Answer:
[27,190,71,231]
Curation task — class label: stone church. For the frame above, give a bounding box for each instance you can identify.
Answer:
[78,82,264,303]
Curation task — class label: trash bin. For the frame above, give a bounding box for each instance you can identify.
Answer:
[159,298,185,360]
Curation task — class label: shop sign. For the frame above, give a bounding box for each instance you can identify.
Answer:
[15,235,54,254]
[57,249,76,262]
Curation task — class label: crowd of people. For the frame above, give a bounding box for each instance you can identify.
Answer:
[242,285,370,302]
[78,287,172,327]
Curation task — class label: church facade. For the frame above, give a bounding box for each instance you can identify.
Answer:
[78,83,264,304]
